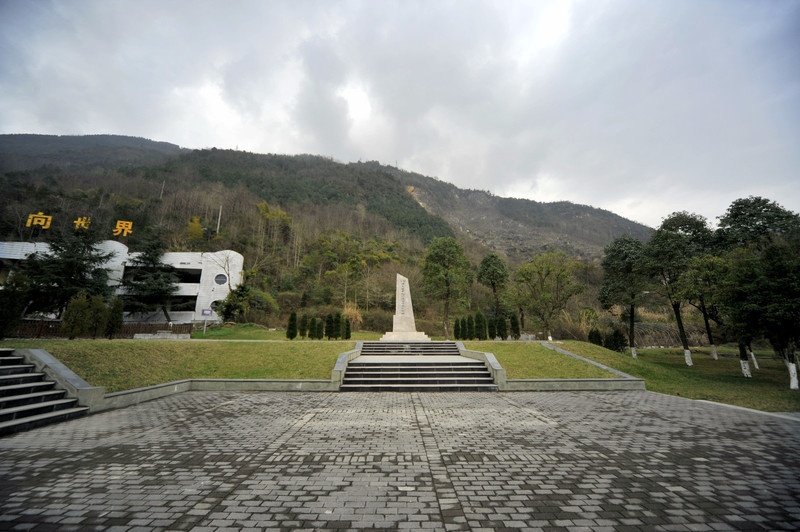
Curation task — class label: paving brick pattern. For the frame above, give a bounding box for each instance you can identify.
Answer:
[1,390,798,531]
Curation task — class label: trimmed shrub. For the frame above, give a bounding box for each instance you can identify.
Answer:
[496,316,507,340]
[509,313,521,340]
[286,311,298,340]
[604,329,628,352]
[588,328,604,346]
[475,312,486,340]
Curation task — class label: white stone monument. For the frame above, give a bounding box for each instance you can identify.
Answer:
[379,274,431,342]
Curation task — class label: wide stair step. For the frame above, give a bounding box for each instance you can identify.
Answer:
[0,349,88,436]
[341,342,498,392]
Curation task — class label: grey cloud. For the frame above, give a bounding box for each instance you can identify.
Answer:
[0,0,797,226]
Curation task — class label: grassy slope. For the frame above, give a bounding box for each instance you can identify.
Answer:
[2,336,797,412]
[562,341,800,412]
[1,339,352,393]
[463,341,616,379]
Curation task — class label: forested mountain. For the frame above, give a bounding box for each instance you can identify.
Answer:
[361,162,651,260]
[0,134,187,172]
[0,134,650,255]
[0,134,651,329]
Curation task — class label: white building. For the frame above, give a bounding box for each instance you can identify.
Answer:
[0,240,244,323]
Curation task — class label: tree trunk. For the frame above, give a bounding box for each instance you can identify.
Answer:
[738,342,752,378]
[518,307,525,330]
[699,298,717,360]
[748,343,760,370]
[443,299,450,340]
[162,306,172,323]
[786,359,799,390]
[671,301,692,366]
[628,303,637,358]
[783,344,798,390]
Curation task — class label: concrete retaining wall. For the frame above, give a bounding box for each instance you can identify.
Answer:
[505,378,645,391]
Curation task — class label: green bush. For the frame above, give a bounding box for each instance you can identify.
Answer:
[286,311,298,340]
[604,329,628,352]
[588,328,604,346]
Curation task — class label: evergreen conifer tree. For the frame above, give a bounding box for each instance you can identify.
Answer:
[422,237,474,339]
[21,228,112,317]
[105,296,124,339]
[509,313,521,340]
[496,315,507,340]
[487,316,496,340]
[475,312,486,340]
[287,311,298,340]
[87,294,109,339]
[316,319,325,340]
[299,314,309,338]
[309,317,318,339]
[345,318,351,339]
[61,291,90,339]
[466,315,475,339]
[453,318,461,340]
[121,228,179,322]
[461,317,468,339]
[334,312,342,339]
[325,313,335,340]
[0,273,28,340]
[588,328,604,346]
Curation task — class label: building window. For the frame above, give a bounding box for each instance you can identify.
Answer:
[214,274,227,285]
[175,268,203,283]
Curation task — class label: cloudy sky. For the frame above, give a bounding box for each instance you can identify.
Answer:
[1,0,798,227]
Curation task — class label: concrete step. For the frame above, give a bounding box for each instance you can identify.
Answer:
[343,342,497,391]
[349,362,486,368]
[0,389,67,410]
[359,341,462,356]
[0,372,46,387]
[343,378,495,386]
[0,381,56,398]
[346,371,491,378]
[0,407,89,436]
[0,398,79,423]
[340,383,499,392]
[0,349,90,436]
[0,364,36,376]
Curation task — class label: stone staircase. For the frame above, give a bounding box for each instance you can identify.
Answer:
[0,348,88,436]
[341,342,498,392]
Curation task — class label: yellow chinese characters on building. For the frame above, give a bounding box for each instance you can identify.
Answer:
[26,212,52,229]
[73,216,92,230]
[113,220,133,237]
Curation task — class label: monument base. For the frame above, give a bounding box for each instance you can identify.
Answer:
[379,331,431,342]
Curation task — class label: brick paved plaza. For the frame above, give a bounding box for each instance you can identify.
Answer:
[1,390,799,531]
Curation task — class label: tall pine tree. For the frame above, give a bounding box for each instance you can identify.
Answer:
[121,228,179,321]
[286,311,298,340]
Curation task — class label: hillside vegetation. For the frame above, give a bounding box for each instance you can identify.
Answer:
[0,134,651,332]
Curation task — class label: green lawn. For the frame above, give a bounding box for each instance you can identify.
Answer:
[560,341,800,412]
[2,337,797,412]
[0,339,352,393]
[192,323,383,341]
[463,341,617,379]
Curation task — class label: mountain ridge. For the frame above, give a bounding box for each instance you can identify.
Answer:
[0,134,651,258]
